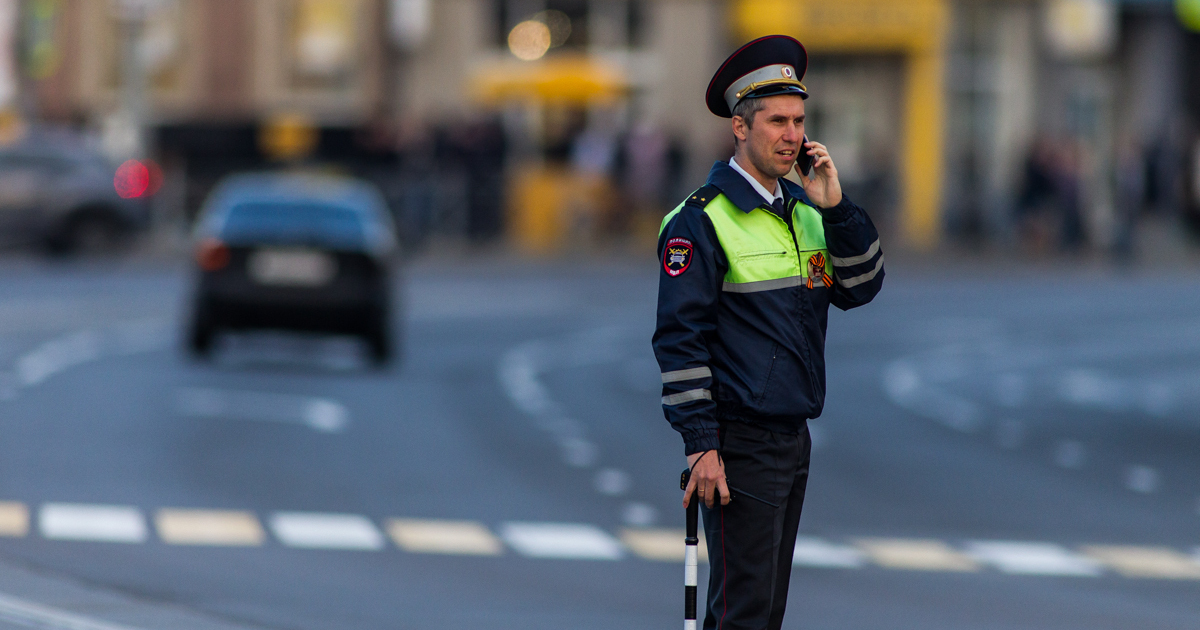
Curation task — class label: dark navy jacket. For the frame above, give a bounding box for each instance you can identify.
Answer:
[653,161,884,455]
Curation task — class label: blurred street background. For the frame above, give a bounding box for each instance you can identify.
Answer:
[0,1,1193,629]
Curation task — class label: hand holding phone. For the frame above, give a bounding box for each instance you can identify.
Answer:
[796,135,814,178]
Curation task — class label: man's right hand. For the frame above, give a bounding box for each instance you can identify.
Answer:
[684,450,730,509]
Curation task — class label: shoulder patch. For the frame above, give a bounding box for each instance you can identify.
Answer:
[662,237,694,277]
[684,185,720,209]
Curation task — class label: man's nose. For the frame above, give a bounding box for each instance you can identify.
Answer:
[782,123,800,143]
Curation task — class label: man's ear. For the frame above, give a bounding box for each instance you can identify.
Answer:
[732,116,748,143]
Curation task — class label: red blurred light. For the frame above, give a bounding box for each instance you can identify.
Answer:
[114,160,150,199]
[196,238,231,272]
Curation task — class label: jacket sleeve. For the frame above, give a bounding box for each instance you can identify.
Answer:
[651,205,726,456]
[820,195,885,310]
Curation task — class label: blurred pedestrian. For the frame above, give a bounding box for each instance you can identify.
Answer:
[1016,139,1059,251]
[1112,133,1146,257]
[652,35,885,630]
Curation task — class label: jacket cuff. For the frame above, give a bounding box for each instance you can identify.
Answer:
[819,196,856,224]
[683,430,721,456]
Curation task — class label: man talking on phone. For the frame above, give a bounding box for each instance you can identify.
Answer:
[653,35,884,629]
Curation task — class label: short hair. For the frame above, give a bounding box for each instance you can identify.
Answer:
[732,97,768,146]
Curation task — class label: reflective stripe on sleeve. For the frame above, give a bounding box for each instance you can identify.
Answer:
[835,254,884,288]
[661,367,712,383]
[830,239,881,267]
[722,276,805,293]
[662,388,712,406]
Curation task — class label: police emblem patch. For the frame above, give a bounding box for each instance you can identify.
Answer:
[663,237,694,277]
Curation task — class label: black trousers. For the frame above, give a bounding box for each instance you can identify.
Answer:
[701,420,811,630]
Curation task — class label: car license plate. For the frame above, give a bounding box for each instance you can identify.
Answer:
[247,249,337,286]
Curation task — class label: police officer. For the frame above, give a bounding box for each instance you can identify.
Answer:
[653,35,884,629]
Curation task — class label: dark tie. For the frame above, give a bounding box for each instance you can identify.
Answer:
[771,197,787,219]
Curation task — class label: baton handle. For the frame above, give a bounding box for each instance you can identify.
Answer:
[681,469,699,630]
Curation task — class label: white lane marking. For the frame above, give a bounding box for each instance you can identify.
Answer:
[965,541,1102,576]
[39,504,147,543]
[155,509,265,546]
[0,592,145,630]
[792,536,866,568]
[1082,545,1200,579]
[174,387,349,433]
[498,329,626,471]
[501,522,625,560]
[1126,465,1160,493]
[7,319,173,396]
[0,502,28,537]
[1053,441,1086,470]
[882,361,983,432]
[1057,369,1178,416]
[593,469,631,496]
[270,512,385,550]
[621,502,657,527]
[17,330,101,387]
[621,528,707,562]
[386,519,503,556]
[560,437,598,468]
[856,539,978,572]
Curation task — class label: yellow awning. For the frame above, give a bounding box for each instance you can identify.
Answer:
[733,0,947,53]
[472,56,629,105]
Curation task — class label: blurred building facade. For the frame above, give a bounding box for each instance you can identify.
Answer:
[14,0,1200,255]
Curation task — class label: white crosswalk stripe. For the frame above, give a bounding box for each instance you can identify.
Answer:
[1082,545,1200,579]
[156,509,265,546]
[500,522,624,560]
[0,502,28,537]
[856,538,979,572]
[793,536,866,568]
[621,528,707,562]
[386,519,503,555]
[1,499,1197,579]
[269,512,385,550]
[39,504,147,543]
[965,541,1102,576]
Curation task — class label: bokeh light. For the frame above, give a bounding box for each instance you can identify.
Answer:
[508,20,551,61]
[114,160,150,199]
[533,10,571,48]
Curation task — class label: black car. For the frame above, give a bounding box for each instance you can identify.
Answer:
[187,173,398,364]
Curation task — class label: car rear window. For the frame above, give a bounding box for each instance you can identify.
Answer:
[219,202,366,249]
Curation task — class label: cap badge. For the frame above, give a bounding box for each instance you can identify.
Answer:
[782,66,794,79]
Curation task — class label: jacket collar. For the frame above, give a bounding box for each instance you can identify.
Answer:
[705,160,814,214]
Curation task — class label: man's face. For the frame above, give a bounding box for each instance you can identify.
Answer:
[734,94,806,180]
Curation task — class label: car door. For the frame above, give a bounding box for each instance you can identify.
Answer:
[0,153,54,246]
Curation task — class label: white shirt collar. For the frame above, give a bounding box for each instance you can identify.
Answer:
[729,157,783,206]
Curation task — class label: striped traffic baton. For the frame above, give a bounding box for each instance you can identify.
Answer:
[680,468,700,630]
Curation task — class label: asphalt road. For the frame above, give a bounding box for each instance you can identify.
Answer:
[0,254,1196,630]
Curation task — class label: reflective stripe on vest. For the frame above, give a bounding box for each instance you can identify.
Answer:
[660,194,831,292]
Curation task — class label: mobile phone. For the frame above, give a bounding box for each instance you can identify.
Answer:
[797,135,814,177]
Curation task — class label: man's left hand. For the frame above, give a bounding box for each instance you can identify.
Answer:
[798,140,842,208]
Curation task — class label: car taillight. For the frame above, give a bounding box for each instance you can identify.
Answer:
[196,238,231,271]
